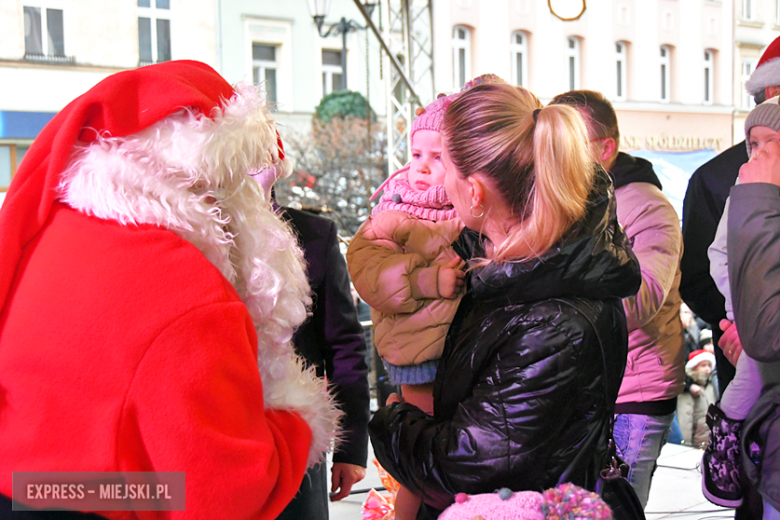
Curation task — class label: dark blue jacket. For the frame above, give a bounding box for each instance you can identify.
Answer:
[282,207,371,467]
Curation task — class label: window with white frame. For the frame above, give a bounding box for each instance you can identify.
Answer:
[615,42,627,101]
[777,0,780,25]
[253,43,278,103]
[322,49,344,95]
[452,26,471,90]
[660,45,671,103]
[138,0,171,66]
[743,0,755,20]
[566,37,580,91]
[703,50,714,105]
[23,2,65,58]
[0,144,29,192]
[510,31,528,88]
[742,58,758,109]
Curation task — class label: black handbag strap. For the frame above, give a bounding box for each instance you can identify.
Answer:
[552,298,624,480]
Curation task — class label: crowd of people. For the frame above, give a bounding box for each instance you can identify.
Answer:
[2,37,780,520]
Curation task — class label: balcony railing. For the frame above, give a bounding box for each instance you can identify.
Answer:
[24,53,75,64]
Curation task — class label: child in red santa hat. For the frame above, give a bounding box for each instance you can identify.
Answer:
[0,60,339,519]
[676,349,718,447]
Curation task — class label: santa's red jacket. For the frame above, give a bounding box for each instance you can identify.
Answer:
[0,202,311,519]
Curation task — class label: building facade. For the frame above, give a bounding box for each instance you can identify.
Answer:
[433,0,735,154]
[5,0,780,212]
[0,0,218,203]
[733,0,780,142]
[217,0,389,134]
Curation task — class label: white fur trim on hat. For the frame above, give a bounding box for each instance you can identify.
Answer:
[686,351,716,372]
[746,57,780,95]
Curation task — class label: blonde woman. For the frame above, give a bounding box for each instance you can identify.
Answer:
[368,83,641,518]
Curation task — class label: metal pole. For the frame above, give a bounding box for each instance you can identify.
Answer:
[341,18,349,90]
[351,0,421,107]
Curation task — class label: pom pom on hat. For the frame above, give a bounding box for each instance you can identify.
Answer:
[540,483,612,520]
[746,36,780,96]
[461,74,508,92]
[686,349,716,372]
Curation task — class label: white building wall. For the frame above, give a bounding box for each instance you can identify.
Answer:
[632,1,659,102]
[434,0,732,108]
[0,3,26,59]
[0,0,218,204]
[218,0,387,133]
[432,0,735,148]
[0,0,218,114]
[733,0,780,141]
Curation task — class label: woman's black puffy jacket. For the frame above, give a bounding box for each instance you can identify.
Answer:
[368,170,641,515]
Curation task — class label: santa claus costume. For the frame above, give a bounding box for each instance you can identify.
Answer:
[0,60,339,519]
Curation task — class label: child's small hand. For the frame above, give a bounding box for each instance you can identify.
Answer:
[438,257,465,299]
[689,384,704,397]
[741,140,780,186]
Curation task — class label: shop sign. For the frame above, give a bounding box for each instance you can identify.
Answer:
[622,134,724,151]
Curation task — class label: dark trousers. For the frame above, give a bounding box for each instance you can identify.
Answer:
[276,463,329,520]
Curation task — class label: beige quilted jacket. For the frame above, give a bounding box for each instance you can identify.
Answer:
[347,210,464,366]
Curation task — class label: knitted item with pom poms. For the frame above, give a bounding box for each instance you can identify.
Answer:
[438,484,613,520]
[540,483,612,520]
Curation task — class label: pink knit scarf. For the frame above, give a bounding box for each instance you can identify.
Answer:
[372,177,459,222]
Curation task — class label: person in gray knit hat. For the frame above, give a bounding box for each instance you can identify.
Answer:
[702,96,780,509]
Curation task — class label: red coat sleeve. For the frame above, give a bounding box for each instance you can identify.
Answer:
[117,301,312,520]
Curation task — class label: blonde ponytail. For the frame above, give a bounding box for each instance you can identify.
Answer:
[444,84,595,264]
[496,104,594,261]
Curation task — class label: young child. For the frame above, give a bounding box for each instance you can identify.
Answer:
[347,93,465,519]
[704,96,780,507]
[676,349,719,446]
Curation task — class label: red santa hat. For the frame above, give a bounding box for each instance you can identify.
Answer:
[746,36,780,96]
[0,60,235,316]
[686,349,716,372]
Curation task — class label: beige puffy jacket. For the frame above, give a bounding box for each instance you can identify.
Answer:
[347,210,464,366]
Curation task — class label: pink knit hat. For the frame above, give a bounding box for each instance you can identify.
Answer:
[438,484,613,520]
[410,93,459,144]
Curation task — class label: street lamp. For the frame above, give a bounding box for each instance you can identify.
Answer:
[307,0,375,91]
